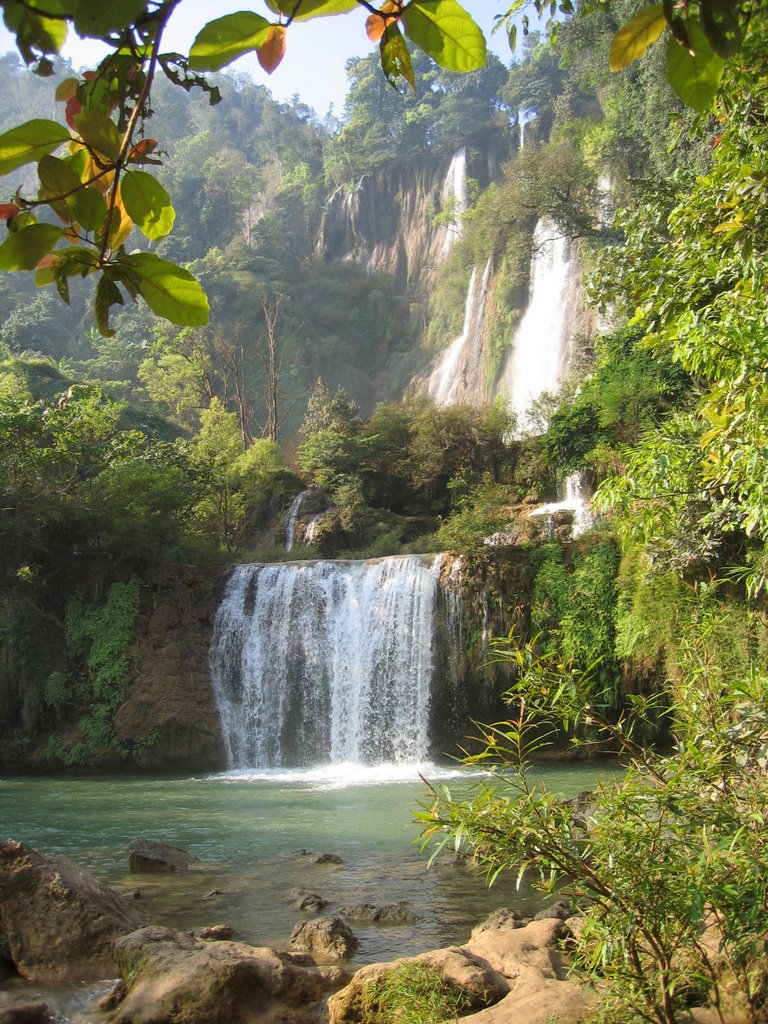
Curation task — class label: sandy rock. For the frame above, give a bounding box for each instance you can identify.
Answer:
[327,947,508,1024]
[196,924,235,941]
[0,840,143,982]
[469,908,526,937]
[126,838,205,872]
[290,916,358,960]
[102,925,345,1024]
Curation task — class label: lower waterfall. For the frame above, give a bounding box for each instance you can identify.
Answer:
[209,555,445,769]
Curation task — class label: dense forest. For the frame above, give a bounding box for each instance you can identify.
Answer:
[1,0,767,1020]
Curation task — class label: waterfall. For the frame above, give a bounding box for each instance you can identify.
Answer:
[209,555,445,769]
[425,257,492,407]
[439,147,468,258]
[284,490,311,551]
[529,472,593,537]
[496,218,582,430]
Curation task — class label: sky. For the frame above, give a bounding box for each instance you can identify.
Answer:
[0,2,518,116]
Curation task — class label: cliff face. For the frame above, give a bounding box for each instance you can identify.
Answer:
[317,140,509,296]
[115,566,227,773]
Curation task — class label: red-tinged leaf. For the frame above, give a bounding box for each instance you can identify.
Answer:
[66,96,82,130]
[128,138,158,163]
[258,25,286,74]
[36,252,57,270]
[0,203,20,222]
[367,2,400,43]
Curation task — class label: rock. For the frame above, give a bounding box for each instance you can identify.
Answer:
[0,840,143,982]
[327,948,509,1024]
[100,926,345,1024]
[97,980,127,1012]
[563,916,586,943]
[0,997,56,1024]
[299,895,329,912]
[125,838,204,872]
[314,853,343,865]
[290,916,358,960]
[197,924,234,941]
[469,908,526,938]
[337,902,419,924]
[533,899,572,921]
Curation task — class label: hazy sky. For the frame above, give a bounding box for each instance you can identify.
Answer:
[0,2,518,116]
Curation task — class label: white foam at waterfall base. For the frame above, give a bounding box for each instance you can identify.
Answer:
[425,258,492,407]
[209,554,445,770]
[207,761,473,791]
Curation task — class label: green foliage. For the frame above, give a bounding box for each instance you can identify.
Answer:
[419,614,768,1024]
[358,961,470,1024]
[48,577,141,766]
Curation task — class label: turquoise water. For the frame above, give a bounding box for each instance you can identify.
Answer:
[0,762,615,1020]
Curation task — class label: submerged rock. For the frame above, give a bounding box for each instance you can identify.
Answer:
[337,901,419,924]
[0,840,143,983]
[290,916,358,960]
[126,838,205,872]
[100,926,345,1024]
[0,995,56,1024]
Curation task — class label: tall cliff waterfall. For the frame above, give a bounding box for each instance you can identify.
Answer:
[496,217,583,429]
[209,555,444,769]
[438,147,468,257]
[425,258,492,407]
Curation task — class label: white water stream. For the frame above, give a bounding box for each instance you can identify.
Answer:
[209,555,444,769]
[438,146,468,257]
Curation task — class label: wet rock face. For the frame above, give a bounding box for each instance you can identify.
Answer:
[0,840,143,983]
[103,926,345,1024]
[114,565,227,772]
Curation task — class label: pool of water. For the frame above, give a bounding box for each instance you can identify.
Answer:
[0,761,616,1020]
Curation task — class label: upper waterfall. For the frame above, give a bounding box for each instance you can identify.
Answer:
[424,257,492,407]
[209,555,446,769]
[495,217,583,430]
[438,147,468,258]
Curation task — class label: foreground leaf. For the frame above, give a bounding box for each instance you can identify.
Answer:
[189,12,271,72]
[0,119,71,176]
[401,0,486,73]
[257,24,287,74]
[666,19,724,112]
[74,110,122,161]
[73,0,147,39]
[609,4,666,71]
[380,22,416,91]
[121,170,175,240]
[0,222,63,270]
[264,0,357,21]
[117,253,210,326]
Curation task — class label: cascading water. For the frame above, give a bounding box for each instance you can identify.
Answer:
[424,257,492,407]
[209,555,445,769]
[495,217,582,430]
[529,472,593,537]
[284,490,312,551]
[438,147,468,258]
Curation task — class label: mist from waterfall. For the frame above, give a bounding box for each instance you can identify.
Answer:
[495,217,582,430]
[425,258,492,407]
[209,555,445,769]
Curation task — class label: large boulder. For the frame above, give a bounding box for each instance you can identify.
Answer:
[100,926,347,1024]
[328,913,595,1024]
[290,917,358,960]
[0,840,143,982]
[126,838,205,873]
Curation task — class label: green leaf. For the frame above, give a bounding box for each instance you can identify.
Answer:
[37,153,82,195]
[117,253,209,326]
[0,119,71,176]
[74,111,122,160]
[609,4,666,72]
[73,0,147,39]
[3,5,68,60]
[0,222,63,270]
[94,271,124,337]
[666,19,724,112]
[380,22,416,92]
[264,0,357,20]
[72,187,107,231]
[188,12,271,72]
[699,0,742,58]
[121,170,175,240]
[401,0,486,73]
